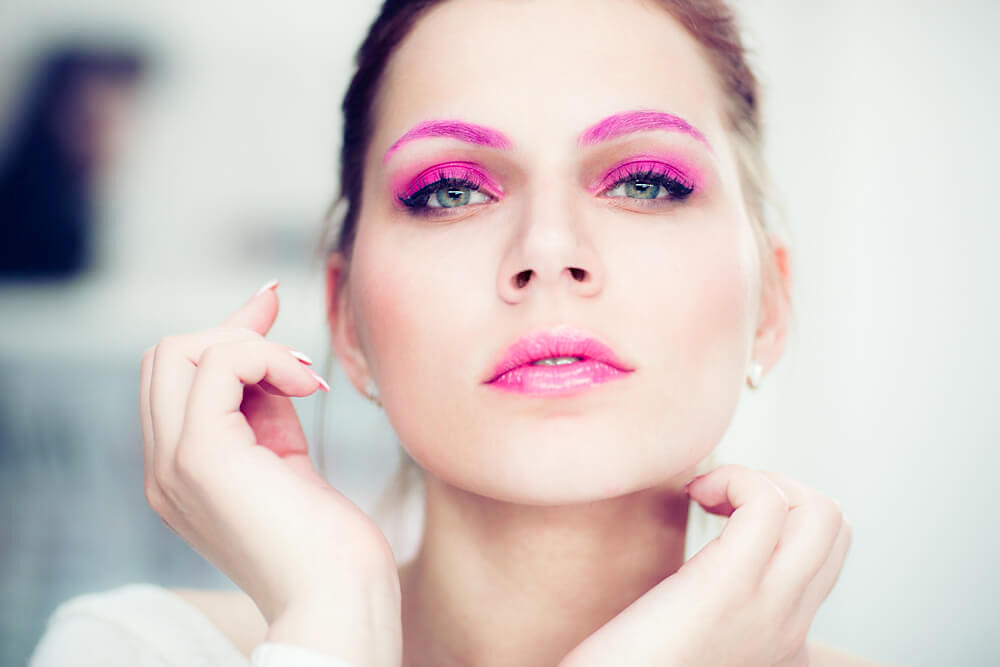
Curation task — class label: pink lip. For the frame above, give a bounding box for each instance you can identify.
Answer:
[484,327,635,396]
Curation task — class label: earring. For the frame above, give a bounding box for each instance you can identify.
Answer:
[746,361,763,389]
[365,378,382,408]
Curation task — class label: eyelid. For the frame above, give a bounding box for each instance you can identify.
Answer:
[394,160,504,201]
[589,158,696,195]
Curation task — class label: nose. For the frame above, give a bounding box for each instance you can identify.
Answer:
[496,186,605,304]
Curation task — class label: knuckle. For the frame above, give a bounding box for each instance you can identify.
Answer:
[779,623,809,661]
[173,443,203,483]
[144,478,166,514]
[842,518,854,545]
[214,325,261,342]
[232,326,261,339]
[197,341,232,366]
[152,464,173,496]
[815,497,843,528]
[765,484,790,512]
[157,334,182,352]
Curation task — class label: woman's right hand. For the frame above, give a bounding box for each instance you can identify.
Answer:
[139,281,401,666]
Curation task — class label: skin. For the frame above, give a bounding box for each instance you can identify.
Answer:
[140,0,866,665]
[324,0,817,664]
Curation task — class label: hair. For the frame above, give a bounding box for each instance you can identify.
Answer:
[311,0,788,558]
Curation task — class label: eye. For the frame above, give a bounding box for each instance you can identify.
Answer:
[599,162,695,203]
[396,162,501,216]
[413,179,491,209]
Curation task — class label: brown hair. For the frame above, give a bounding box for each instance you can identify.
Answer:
[312,0,785,550]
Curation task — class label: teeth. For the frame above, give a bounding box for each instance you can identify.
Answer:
[531,356,583,366]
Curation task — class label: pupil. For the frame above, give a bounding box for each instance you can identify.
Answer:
[626,180,659,199]
[437,187,470,207]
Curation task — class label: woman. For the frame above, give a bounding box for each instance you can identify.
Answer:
[30,0,878,665]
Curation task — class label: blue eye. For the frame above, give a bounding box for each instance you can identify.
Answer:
[399,178,492,213]
[604,169,694,201]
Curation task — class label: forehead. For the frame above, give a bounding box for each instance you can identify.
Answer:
[373,0,725,156]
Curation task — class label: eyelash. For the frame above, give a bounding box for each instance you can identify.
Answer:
[396,161,696,216]
[398,165,490,216]
[599,162,695,202]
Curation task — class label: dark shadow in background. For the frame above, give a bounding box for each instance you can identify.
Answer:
[0,41,235,667]
[0,44,145,281]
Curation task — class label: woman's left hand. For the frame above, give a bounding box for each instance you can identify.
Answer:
[558,464,853,667]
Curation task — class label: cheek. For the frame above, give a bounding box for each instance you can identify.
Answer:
[623,208,759,454]
[349,219,481,461]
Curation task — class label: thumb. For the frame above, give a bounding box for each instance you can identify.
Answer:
[221,279,281,335]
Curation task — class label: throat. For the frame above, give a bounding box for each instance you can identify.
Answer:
[398,478,691,667]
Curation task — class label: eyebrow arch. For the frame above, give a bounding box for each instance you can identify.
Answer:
[383,120,513,163]
[578,110,712,151]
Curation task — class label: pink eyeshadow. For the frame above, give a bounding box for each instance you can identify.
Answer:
[390,160,504,202]
[587,154,703,194]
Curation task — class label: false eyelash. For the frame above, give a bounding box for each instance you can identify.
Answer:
[603,162,696,200]
[398,176,483,210]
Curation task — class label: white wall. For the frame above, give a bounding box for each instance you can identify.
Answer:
[2,2,997,664]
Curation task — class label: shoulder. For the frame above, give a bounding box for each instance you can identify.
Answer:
[808,641,893,667]
[28,583,259,667]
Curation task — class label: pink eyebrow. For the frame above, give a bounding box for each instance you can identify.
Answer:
[578,110,711,151]
[383,120,513,163]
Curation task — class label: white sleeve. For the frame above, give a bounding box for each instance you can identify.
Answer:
[29,585,251,667]
[29,607,172,667]
[250,642,360,667]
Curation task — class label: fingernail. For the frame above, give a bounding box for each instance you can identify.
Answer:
[254,279,280,297]
[288,350,313,365]
[309,370,330,392]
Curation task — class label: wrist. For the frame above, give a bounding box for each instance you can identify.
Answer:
[264,580,402,667]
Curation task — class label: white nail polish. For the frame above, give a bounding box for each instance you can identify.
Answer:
[289,350,314,365]
[254,279,280,297]
[309,370,330,392]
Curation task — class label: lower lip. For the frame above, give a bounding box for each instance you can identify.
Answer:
[486,360,631,396]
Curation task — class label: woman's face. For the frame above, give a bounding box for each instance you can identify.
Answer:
[331,0,783,504]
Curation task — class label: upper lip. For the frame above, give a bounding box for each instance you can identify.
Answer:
[483,325,635,383]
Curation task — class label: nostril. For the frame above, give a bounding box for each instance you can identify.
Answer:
[514,270,532,288]
[569,267,587,281]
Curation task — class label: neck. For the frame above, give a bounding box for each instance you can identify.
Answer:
[398,473,692,667]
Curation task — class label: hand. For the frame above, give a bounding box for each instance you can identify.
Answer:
[139,281,401,663]
[559,464,852,667]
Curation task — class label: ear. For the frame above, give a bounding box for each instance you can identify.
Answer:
[751,235,792,376]
[326,252,371,396]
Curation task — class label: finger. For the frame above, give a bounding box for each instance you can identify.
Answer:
[149,328,266,473]
[795,515,853,619]
[139,347,158,483]
[760,476,844,607]
[685,465,790,583]
[220,279,280,335]
[240,383,312,458]
[181,339,326,457]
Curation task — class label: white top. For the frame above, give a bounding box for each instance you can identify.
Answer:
[28,583,359,667]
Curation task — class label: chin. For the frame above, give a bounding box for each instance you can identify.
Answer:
[406,413,712,506]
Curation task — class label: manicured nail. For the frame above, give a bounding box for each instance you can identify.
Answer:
[254,279,280,297]
[288,350,314,365]
[309,370,330,392]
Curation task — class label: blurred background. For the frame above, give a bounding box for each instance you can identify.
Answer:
[0,1,996,665]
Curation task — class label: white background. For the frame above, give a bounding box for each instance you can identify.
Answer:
[1,2,997,665]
